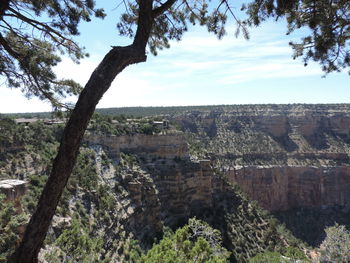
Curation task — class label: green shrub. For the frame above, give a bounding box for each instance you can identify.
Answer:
[0,194,27,262]
[320,224,350,263]
[138,218,230,263]
[249,247,309,263]
[56,218,103,262]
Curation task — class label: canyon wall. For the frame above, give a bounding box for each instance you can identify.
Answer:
[85,133,223,241]
[227,166,350,211]
[85,132,189,159]
[86,118,350,213]
[171,105,350,212]
[81,133,289,262]
[125,159,218,229]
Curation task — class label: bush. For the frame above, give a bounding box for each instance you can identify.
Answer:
[56,218,104,262]
[249,246,309,263]
[0,194,27,262]
[320,224,350,263]
[138,218,230,263]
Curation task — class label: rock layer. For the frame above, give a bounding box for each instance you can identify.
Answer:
[85,133,189,159]
[227,166,350,211]
[0,179,26,201]
[171,105,350,212]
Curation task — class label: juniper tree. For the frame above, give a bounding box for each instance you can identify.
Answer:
[1,1,348,262]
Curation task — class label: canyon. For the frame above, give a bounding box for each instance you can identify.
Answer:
[1,104,350,261]
[171,104,350,211]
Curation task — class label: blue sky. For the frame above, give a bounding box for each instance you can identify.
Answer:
[0,1,349,113]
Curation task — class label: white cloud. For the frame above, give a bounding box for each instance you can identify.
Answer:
[54,56,98,86]
[0,86,52,113]
[0,20,347,113]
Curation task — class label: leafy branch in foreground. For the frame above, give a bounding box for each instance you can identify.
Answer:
[244,0,350,74]
[0,0,105,108]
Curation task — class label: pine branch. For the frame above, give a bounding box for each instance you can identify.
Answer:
[152,0,177,18]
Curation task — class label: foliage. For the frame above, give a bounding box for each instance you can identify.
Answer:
[205,178,308,262]
[0,0,105,108]
[320,224,350,263]
[274,207,350,247]
[249,251,285,263]
[249,246,310,263]
[70,148,98,192]
[120,152,138,167]
[23,175,48,213]
[89,113,125,136]
[0,118,17,147]
[244,0,350,74]
[117,1,237,56]
[1,0,348,113]
[5,1,350,257]
[55,218,104,263]
[137,218,230,263]
[0,194,27,262]
[0,117,62,154]
[89,113,163,136]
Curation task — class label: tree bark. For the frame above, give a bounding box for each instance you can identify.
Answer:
[0,0,10,20]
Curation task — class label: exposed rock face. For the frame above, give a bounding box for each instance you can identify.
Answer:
[145,159,217,226]
[87,110,350,213]
[85,133,189,159]
[121,168,163,243]
[85,132,232,235]
[0,179,26,201]
[171,104,350,213]
[76,133,289,262]
[227,166,350,211]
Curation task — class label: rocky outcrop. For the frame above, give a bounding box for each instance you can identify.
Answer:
[85,133,189,159]
[121,170,163,244]
[147,159,217,226]
[87,133,226,232]
[227,166,350,211]
[173,105,350,163]
[83,133,292,262]
[0,179,26,201]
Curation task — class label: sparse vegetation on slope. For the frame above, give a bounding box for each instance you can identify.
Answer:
[1,105,350,262]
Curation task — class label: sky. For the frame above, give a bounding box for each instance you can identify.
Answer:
[0,1,349,113]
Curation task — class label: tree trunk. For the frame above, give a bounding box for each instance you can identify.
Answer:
[0,0,10,20]
[10,45,147,263]
[10,0,173,261]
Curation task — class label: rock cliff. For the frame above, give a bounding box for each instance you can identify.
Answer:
[85,132,189,159]
[0,179,26,201]
[171,104,350,213]
[84,134,220,229]
[82,133,288,262]
[227,166,350,211]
